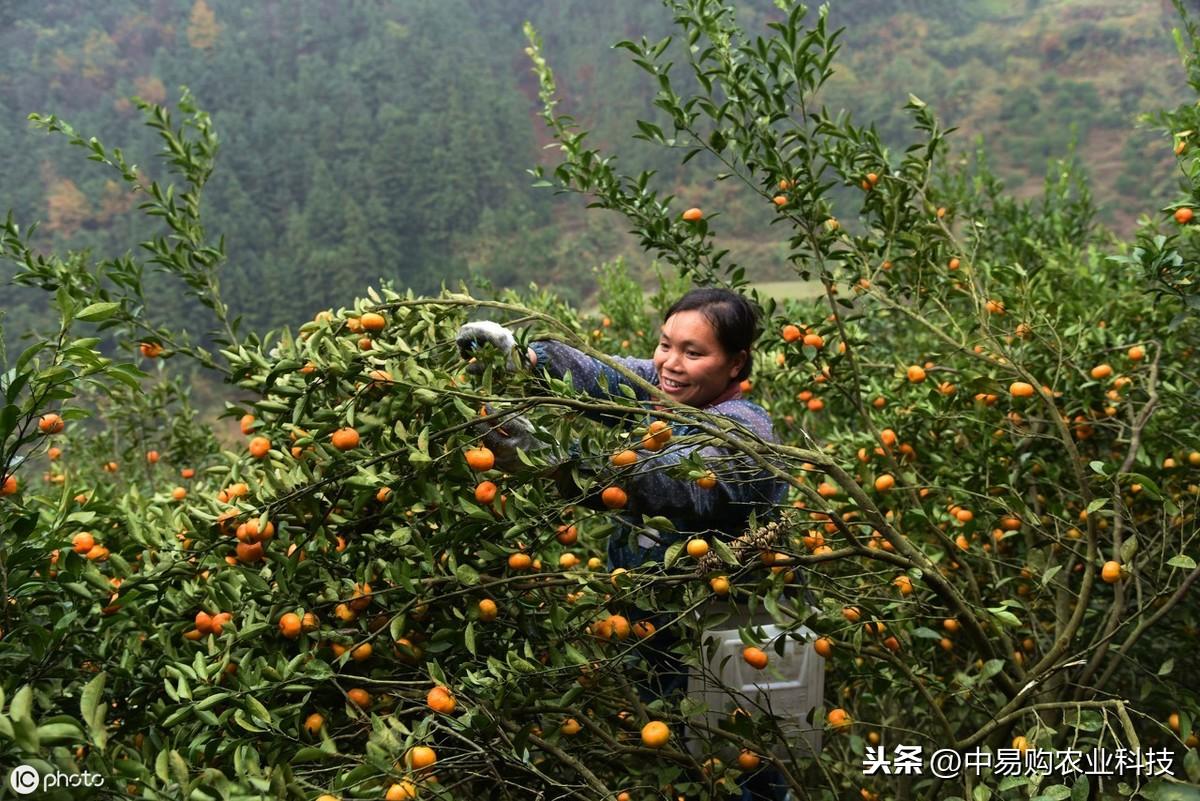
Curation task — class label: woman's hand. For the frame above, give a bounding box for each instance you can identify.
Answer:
[476,410,541,472]
[456,321,520,371]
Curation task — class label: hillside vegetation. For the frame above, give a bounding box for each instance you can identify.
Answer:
[0,0,1189,347]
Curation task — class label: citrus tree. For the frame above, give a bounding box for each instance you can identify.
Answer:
[1,1,1200,800]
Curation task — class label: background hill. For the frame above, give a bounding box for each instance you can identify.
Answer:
[0,0,1190,347]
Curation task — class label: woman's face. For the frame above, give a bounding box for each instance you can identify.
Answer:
[653,309,746,407]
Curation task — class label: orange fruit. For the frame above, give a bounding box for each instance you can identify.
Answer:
[331,428,360,450]
[1168,712,1181,734]
[696,471,717,489]
[85,545,109,561]
[171,486,187,501]
[782,324,802,342]
[139,341,163,358]
[478,598,498,621]
[738,750,761,771]
[1128,345,1145,361]
[195,611,214,634]
[743,646,769,669]
[892,575,913,595]
[474,480,498,504]
[38,413,64,434]
[874,474,895,492]
[0,475,16,496]
[803,333,824,348]
[1101,560,1123,583]
[351,642,373,661]
[813,637,833,658]
[279,612,302,639]
[682,207,703,222]
[947,257,960,270]
[601,486,628,509]
[943,618,960,633]
[842,607,862,622]
[1010,382,1034,398]
[146,450,160,464]
[347,688,371,708]
[554,524,578,545]
[508,552,532,571]
[1090,364,1113,380]
[211,612,232,636]
[427,686,456,714]
[301,612,320,632]
[610,449,638,467]
[1175,207,1194,224]
[906,365,926,382]
[47,447,62,461]
[359,312,385,332]
[235,541,265,564]
[1012,736,1030,752]
[632,620,656,638]
[72,531,96,554]
[385,783,416,801]
[827,708,851,730]
[686,538,710,558]
[465,447,495,471]
[376,486,392,503]
[641,720,670,748]
[240,414,256,435]
[740,379,752,393]
[303,712,324,736]
[407,745,436,770]
[710,576,730,596]
[248,436,271,459]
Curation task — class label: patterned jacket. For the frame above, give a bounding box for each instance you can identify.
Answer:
[528,340,788,569]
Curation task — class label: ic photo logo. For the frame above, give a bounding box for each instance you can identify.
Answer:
[7,763,106,795]
[8,765,39,795]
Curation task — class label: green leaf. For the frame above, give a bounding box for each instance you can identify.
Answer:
[1085,498,1107,515]
[1158,659,1174,676]
[455,564,480,586]
[464,622,477,656]
[36,722,84,744]
[1030,786,1071,801]
[10,685,32,723]
[81,671,107,748]
[980,659,1006,680]
[1070,777,1090,801]
[1119,537,1138,564]
[1168,554,1197,570]
[76,302,121,322]
[710,537,737,565]
[245,695,272,724]
[292,747,336,763]
[987,607,1022,629]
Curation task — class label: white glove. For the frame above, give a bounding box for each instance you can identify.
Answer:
[456,321,521,373]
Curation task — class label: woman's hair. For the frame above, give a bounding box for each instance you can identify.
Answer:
[664,288,760,381]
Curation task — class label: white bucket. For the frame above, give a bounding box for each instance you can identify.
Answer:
[685,613,825,760]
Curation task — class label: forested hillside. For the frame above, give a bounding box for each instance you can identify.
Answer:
[0,0,1189,345]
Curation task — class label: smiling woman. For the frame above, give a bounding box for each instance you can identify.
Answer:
[456,288,786,564]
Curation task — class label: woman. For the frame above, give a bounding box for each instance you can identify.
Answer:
[457,288,792,800]
[456,288,786,561]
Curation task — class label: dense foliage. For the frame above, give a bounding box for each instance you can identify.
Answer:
[1,1,1200,800]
